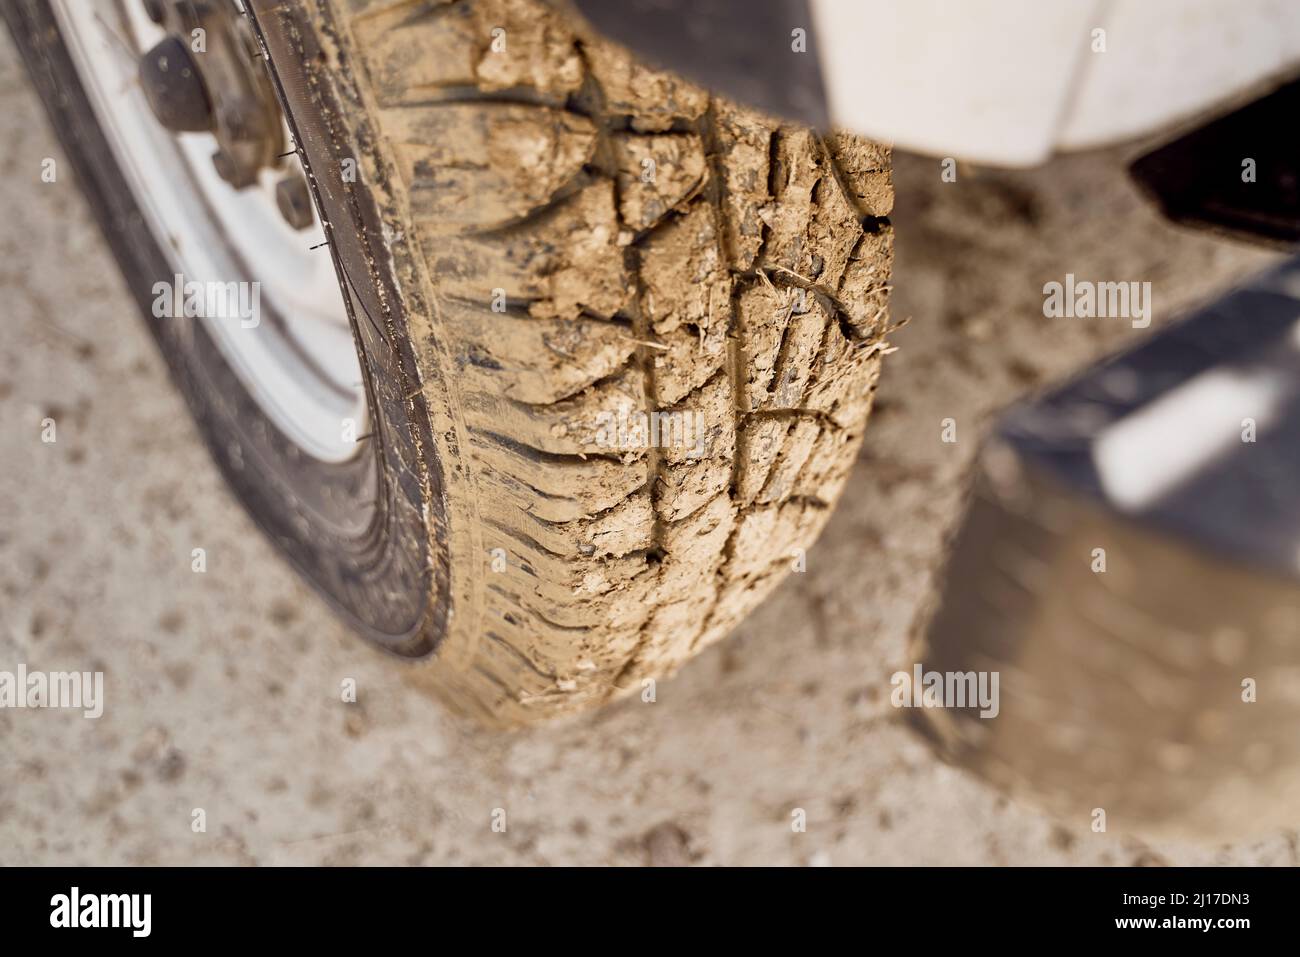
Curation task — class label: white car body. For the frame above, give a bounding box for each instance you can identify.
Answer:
[812,0,1300,165]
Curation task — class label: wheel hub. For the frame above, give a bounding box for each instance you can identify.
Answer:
[138,1,305,208]
[138,34,211,132]
[53,0,368,462]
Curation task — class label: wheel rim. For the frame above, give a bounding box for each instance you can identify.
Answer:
[51,0,368,464]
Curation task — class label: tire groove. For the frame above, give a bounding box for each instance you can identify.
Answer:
[330,0,891,721]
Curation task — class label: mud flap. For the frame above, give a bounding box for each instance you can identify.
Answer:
[911,256,1300,838]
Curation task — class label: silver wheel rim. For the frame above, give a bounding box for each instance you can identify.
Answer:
[52,0,367,464]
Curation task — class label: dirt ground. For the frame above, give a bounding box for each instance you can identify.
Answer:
[1,27,1295,865]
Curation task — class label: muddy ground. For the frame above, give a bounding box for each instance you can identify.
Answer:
[1,28,1294,864]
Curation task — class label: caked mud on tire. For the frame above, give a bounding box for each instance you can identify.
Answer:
[16,0,894,725]
[263,0,894,724]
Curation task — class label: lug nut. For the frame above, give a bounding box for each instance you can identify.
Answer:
[211,150,236,182]
[212,150,256,189]
[275,173,314,230]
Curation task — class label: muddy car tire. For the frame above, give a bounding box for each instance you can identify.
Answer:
[8,0,893,725]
